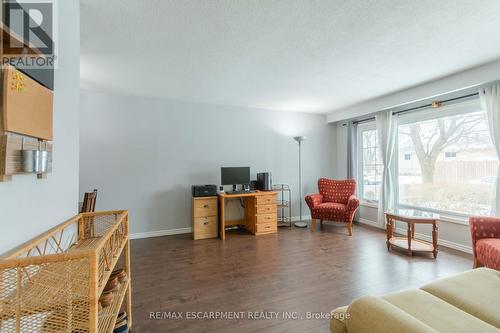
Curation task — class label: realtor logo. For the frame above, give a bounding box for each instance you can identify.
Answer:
[2,0,58,69]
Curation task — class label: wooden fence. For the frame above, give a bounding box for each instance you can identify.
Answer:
[434,160,498,183]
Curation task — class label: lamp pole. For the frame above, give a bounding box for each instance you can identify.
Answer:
[293,136,307,228]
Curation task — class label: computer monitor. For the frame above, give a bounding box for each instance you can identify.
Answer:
[221,167,250,186]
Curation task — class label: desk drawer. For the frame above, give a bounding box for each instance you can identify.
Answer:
[257,204,277,215]
[256,194,276,205]
[256,221,277,234]
[256,213,277,224]
[193,198,218,217]
[193,216,218,239]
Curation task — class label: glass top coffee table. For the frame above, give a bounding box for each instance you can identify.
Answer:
[385,209,439,258]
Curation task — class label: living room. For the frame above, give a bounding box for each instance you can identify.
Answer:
[0,1,499,333]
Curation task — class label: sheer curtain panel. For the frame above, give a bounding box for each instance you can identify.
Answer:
[376,111,397,226]
[480,84,500,216]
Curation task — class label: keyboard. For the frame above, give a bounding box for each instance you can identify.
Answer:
[225,190,256,195]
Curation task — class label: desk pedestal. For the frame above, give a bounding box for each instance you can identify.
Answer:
[219,192,278,239]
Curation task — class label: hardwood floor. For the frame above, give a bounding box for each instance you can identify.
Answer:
[131,223,472,333]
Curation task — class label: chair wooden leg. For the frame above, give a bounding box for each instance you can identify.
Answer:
[310,218,317,231]
[473,257,482,269]
[347,221,353,236]
[320,219,323,228]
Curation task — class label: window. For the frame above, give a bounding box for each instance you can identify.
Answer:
[397,99,498,216]
[444,151,457,159]
[357,122,383,202]
[404,153,412,161]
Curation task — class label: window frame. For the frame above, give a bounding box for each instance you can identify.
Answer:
[357,121,382,204]
[395,97,496,219]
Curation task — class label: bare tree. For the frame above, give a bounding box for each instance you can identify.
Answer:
[405,113,485,183]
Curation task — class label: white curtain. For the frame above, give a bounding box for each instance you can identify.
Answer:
[347,121,360,221]
[479,83,500,217]
[376,111,397,225]
[347,121,358,180]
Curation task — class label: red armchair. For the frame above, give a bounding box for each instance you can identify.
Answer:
[469,216,500,270]
[305,178,360,236]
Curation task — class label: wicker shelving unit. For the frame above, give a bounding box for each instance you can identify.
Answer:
[0,210,131,333]
[273,184,292,227]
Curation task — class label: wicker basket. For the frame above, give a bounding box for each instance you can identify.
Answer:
[0,210,131,333]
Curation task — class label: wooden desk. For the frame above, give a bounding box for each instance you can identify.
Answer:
[219,191,277,240]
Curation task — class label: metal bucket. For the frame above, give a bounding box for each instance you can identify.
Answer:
[23,150,50,173]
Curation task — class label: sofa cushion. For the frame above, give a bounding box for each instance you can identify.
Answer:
[330,306,348,333]
[345,296,437,333]
[421,267,500,328]
[317,202,347,210]
[476,239,500,270]
[314,202,348,220]
[382,289,499,333]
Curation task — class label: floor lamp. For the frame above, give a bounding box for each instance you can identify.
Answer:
[293,136,308,228]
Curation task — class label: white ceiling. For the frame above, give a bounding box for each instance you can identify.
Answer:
[80,0,500,114]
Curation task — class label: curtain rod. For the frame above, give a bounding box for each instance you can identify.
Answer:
[351,92,479,125]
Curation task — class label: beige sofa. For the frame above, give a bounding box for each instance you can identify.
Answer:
[331,268,500,333]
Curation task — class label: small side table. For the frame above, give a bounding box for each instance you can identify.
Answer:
[385,210,439,258]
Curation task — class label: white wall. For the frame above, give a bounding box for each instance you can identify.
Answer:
[327,59,500,123]
[335,122,473,253]
[335,124,348,179]
[0,1,80,254]
[79,90,336,236]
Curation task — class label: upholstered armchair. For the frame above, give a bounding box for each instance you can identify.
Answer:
[469,216,500,270]
[305,178,360,235]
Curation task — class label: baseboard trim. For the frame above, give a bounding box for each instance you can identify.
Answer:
[394,227,472,254]
[291,215,312,222]
[130,227,192,240]
[130,215,313,240]
[357,217,382,229]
